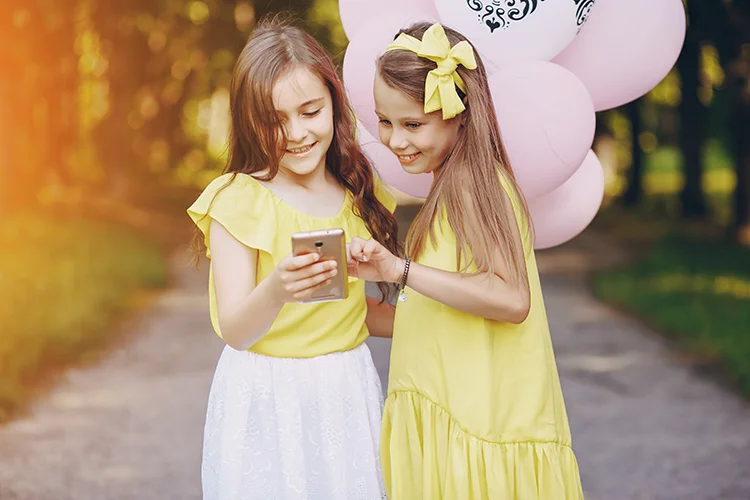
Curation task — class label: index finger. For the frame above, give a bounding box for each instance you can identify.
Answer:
[287,252,321,270]
[349,237,366,258]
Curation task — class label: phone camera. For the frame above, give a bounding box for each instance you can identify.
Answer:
[315,241,323,248]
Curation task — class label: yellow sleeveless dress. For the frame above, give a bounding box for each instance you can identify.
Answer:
[381,177,584,499]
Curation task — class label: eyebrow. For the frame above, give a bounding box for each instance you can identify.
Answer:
[379,116,424,122]
[299,97,324,107]
[277,97,325,117]
[375,111,422,121]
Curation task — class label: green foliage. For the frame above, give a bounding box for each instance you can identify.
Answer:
[594,237,750,396]
[0,214,168,421]
[306,0,348,58]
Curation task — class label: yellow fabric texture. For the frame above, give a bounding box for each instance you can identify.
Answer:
[382,175,584,499]
[386,23,478,120]
[187,172,397,358]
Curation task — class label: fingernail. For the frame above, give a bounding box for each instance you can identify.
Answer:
[357,258,364,263]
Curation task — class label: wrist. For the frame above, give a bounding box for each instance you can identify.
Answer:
[390,257,406,284]
[263,272,288,306]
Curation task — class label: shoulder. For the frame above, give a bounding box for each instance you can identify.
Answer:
[373,175,398,214]
[187,173,271,220]
[186,173,276,257]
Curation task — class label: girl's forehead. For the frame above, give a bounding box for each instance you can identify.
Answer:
[272,66,328,109]
[374,75,424,118]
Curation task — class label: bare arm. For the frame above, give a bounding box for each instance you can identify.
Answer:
[210,220,338,350]
[394,260,530,323]
[364,296,395,338]
[350,192,531,324]
[210,220,283,350]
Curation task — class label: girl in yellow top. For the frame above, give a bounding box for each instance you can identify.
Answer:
[187,19,399,500]
[348,23,584,499]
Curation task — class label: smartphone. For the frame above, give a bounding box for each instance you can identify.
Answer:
[291,228,349,303]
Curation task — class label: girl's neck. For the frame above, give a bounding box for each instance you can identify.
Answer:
[264,163,336,191]
[256,163,347,219]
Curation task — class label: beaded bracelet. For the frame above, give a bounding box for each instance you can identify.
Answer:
[397,257,411,303]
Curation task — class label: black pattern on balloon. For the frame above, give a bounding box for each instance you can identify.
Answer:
[573,0,595,28]
[467,0,546,34]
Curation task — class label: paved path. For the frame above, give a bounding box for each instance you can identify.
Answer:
[1,218,749,499]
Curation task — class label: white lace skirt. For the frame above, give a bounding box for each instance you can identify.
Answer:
[201,342,387,500]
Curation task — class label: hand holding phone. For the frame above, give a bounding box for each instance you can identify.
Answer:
[289,228,349,303]
[269,252,339,304]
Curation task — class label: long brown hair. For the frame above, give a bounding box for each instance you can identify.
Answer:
[377,22,531,283]
[196,16,399,299]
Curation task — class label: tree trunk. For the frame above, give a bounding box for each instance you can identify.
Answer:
[731,114,750,244]
[623,100,644,206]
[91,0,154,200]
[710,2,750,243]
[41,2,78,190]
[0,1,56,209]
[676,29,708,219]
[727,55,750,244]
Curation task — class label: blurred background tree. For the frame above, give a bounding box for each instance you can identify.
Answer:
[1,0,749,415]
[1,0,747,241]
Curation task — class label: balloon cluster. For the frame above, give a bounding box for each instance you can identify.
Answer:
[341,0,686,249]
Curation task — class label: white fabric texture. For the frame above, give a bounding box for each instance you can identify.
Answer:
[201,342,387,500]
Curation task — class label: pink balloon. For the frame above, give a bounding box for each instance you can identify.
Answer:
[490,61,595,200]
[529,149,604,250]
[357,123,432,198]
[343,7,440,138]
[553,0,686,111]
[339,0,439,43]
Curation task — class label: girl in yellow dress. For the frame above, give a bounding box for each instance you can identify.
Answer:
[188,19,399,500]
[348,22,585,499]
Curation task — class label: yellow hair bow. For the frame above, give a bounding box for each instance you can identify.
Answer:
[386,23,477,120]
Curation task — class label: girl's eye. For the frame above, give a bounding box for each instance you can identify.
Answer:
[378,119,391,126]
[406,122,421,129]
[303,108,321,117]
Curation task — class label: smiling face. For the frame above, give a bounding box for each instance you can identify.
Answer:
[272,66,334,178]
[374,74,462,175]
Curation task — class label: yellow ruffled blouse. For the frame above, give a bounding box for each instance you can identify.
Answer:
[187,172,396,358]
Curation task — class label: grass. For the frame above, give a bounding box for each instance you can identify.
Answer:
[593,234,750,397]
[0,212,168,421]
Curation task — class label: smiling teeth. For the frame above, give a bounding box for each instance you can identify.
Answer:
[400,154,419,161]
[288,144,314,154]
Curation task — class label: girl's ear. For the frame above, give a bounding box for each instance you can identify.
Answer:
[458,101,468,128]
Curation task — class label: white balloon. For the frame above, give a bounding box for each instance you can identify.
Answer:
[434,0,596,67]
